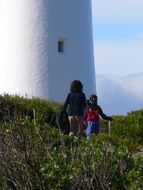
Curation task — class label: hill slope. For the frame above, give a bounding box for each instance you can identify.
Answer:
[0,94,143,189]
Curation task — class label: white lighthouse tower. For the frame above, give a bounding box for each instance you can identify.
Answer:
[0,0,96,101]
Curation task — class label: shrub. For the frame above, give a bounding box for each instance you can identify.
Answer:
[0,95,143,189]
[110,112,143,152]
[127,156,143,190]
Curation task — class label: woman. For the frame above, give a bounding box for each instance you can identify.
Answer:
[62,80,86,137]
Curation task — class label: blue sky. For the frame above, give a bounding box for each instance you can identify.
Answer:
[94,21,143,41]
[91,0,143,115]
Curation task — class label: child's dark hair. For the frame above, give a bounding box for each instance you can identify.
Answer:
[89,94,97,102]
[70,80,83,93]
[86,94,97,108]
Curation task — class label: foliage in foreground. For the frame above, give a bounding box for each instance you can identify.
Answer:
[0,94,143,190]
[0,121,135,190]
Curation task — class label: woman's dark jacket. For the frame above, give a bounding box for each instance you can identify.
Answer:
[63,92,86,116]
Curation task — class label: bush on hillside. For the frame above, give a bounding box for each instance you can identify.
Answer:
[0,118,134,190]
[127,155,143,190]
[0,94,143,189]
[0,94,62,127]
[108,112,143,152]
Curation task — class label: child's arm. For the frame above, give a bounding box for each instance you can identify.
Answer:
[98,105,113,121]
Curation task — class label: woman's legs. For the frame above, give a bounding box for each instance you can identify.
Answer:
[68,116,78,136]
[68,116,84,137]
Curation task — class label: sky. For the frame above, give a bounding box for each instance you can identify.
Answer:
[91,0,143,115]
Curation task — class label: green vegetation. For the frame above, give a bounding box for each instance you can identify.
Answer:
[0,94,143,190]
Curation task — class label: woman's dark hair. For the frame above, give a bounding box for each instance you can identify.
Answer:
[70,80,83,93]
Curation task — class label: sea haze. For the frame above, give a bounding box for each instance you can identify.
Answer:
[96,73,143,115]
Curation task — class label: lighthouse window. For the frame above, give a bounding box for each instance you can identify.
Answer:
[58,40,64,52]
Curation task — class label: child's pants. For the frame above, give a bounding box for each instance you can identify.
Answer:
[86,120,99,140]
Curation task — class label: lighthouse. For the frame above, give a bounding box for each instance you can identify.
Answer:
[0,0,96,101]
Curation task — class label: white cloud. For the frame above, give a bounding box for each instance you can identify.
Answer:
[96,74,143,115]
[92,0,143,21]
[92,1,143,115]
[94,35,143,76]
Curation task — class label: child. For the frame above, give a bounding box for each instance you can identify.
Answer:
[84,94,112,140]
